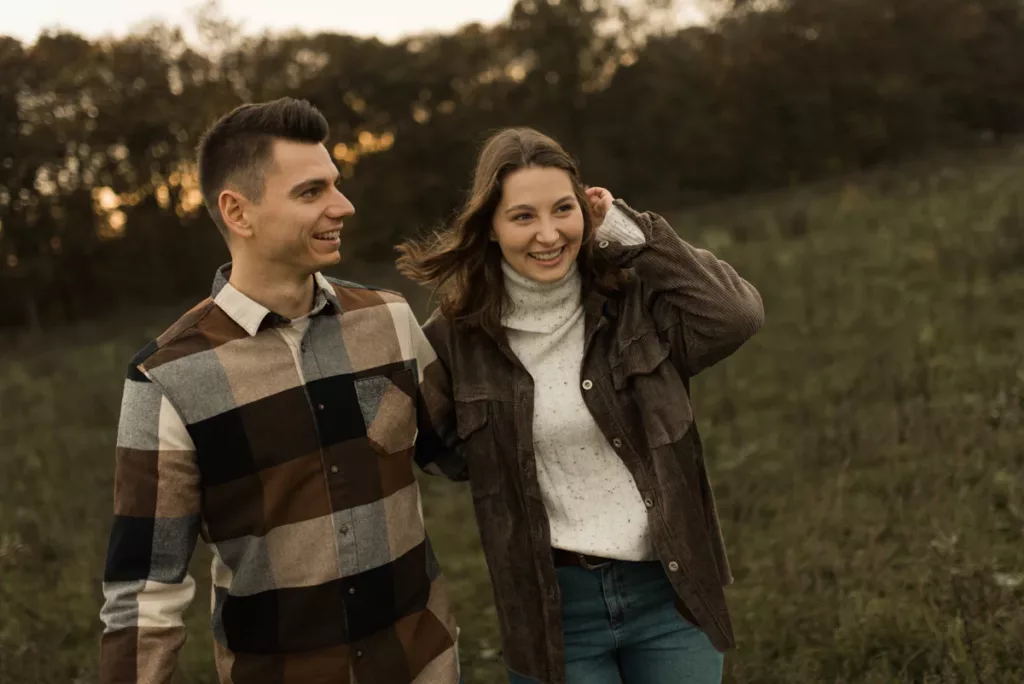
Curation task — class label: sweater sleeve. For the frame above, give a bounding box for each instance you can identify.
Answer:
[596,205,646,246]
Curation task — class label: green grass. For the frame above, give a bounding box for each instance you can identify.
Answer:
[2,144,1023,683]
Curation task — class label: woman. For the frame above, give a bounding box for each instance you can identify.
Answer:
[397,128,763,684]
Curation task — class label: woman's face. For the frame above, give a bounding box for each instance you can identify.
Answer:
[491,166,585,284]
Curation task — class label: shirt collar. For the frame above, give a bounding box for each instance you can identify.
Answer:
[210,263,341,337]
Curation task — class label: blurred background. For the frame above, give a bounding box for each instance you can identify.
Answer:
[1,0,1022,682]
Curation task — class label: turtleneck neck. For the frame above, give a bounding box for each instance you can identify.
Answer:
[500,258,582,333]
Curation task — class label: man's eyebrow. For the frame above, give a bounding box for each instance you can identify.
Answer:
[289,173,338,197]
[289,178,325,195]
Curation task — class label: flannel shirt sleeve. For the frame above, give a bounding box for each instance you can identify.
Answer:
[99,362,201,684]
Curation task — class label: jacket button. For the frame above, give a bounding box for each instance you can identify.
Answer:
[582,379,594,390]
[612,438,623,448]
[668,561,680,572]
[330,465,339,473]
[644,497,654,508]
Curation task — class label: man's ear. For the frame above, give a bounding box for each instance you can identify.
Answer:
[219,188,253,239]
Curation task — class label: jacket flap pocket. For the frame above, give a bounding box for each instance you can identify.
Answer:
[455,400,489,439]
[611,329,671,390]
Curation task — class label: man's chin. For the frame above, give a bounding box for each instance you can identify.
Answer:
[310,248,342,269]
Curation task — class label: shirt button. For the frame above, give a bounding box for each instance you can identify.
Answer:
[668,561,680,572]
[355,649,364,658]
[612,438,622,448]
[348,587,356,595]
[644,497,654,508]
[339,524,349,534]
[330,465,339,474]
[598,240,610,248]
[317,403,325,411]
[582,379,593,391]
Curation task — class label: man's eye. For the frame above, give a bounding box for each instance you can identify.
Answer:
[302,188,319,198]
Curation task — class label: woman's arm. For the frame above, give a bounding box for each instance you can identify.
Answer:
[408,306,468,481]
[587,188,764,376]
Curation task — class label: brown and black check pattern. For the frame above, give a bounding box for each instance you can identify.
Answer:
[100,266,466,684]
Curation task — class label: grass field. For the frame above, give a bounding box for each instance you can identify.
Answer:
[2,144,1023,683]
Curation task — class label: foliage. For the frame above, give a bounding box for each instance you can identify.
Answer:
[2,143,1022,682]
[2,0,1024,327]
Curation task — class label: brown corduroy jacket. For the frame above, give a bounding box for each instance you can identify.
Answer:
[422,200,764,684]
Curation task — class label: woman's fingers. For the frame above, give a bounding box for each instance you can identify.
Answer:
[585,187,614,222]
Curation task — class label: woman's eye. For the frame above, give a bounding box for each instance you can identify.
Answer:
[514,213,532,222]
[557,203,574,213]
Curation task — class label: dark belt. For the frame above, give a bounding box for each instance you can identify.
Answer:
[551,548,701,626]
[552,548,617,570]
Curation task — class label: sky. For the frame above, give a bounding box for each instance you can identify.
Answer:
[4,0,709,45]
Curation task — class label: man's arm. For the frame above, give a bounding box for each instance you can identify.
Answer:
[100,361,201,684]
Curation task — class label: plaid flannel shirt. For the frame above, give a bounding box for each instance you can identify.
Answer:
[100,265,466,684]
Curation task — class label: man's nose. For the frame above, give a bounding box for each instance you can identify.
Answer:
[326,187,355,218]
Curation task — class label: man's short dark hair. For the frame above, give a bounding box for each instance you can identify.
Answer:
[197,97,329,233]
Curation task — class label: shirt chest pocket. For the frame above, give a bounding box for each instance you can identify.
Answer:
[609,328,693,449]
[353,367,418,455]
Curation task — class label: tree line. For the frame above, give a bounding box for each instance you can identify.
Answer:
[1,0,1022,328]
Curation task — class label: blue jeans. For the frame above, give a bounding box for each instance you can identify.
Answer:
[508,560,723,684]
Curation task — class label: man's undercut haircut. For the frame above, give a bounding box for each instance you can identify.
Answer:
[196,97,329,232]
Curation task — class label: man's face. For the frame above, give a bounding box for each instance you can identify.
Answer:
[243,139,355,275]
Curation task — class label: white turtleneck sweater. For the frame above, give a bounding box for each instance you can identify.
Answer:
[500,206,655,560]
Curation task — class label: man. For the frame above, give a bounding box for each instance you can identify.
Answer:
[100,98,466,684]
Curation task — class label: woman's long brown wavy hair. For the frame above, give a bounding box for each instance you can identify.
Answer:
[396,127,627,335]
